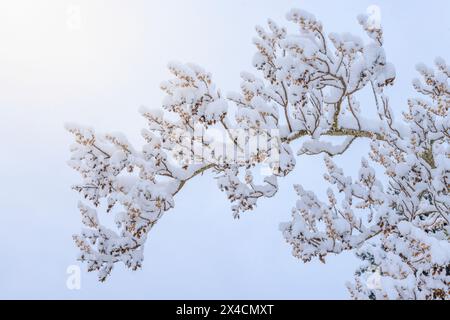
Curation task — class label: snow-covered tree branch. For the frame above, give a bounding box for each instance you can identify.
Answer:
[66,8,449,299]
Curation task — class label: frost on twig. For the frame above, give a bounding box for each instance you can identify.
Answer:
[67,8,449,299]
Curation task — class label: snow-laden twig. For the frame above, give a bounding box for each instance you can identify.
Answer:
[67,8,449,299]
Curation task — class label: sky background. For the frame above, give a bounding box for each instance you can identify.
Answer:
[0,0,448,299]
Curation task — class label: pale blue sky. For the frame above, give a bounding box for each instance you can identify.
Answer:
[0,0,448,299]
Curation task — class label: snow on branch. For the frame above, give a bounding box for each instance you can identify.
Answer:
[67,8,449,299]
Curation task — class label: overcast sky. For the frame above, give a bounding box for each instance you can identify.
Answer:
[0,0,448,299]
